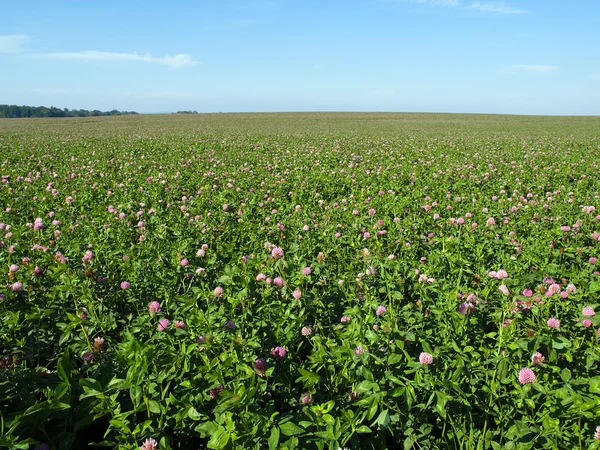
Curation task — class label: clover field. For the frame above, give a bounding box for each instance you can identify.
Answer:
[1,113,600,449]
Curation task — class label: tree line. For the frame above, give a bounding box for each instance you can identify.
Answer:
[0,104,139,118]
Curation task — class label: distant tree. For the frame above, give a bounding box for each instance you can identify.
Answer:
[0,104,138,118]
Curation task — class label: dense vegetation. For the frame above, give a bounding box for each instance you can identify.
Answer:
[0,104,138,119]
[1,113,600,449]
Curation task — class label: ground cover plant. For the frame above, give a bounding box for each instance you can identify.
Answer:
[1,112,600,449]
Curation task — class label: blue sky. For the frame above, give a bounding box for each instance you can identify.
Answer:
[1,0,599,114]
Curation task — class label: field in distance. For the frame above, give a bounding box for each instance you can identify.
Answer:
[2,111,600,139]
[1,112,600,449]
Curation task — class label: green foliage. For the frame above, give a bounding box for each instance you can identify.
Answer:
[1,113,600,449]
[0,104,138,118]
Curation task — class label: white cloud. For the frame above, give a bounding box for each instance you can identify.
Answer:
[429,0,461,5]
[469,1,529,14]
[383,0,461,6]
[0,34,30,53]
[502,64,559,73]
[38,50,198,68]
[1,37,198,68]
[380,0,528,13]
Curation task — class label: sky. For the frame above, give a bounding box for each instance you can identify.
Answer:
[1,0,599,115]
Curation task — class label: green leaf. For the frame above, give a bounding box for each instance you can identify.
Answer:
[106,378,131,391]
[59,330,72,346]
[54,382,70,401]
[57,352,70,383]
[367,396,379,421]
[552,337,571,350]
[132,420,153,437]
[279,421,305,436]
[374,409,391,429]
[23,401,52,416]
[356,380,377,393]
[542,415,560,431]
[314,430,336,440]
[80,378,102,391]
[207,428,230,449]
[560,368,572,383]
[435,392,451,419]
[194,421,218,436]
[590,377,600,393]
[296,368,320,386]
[404,435,418,450]
[148,400,162,414]
[388,353,402,365]
[356,425,372,433]
[79,389,104,400]
[217,275,232,284]
[237,363,256,376]
[267,427,280,450]
[159,436,172,450]
[187,406,202,421]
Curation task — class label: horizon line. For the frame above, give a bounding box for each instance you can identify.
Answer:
[3,110,600,118]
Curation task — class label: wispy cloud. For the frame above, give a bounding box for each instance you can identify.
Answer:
[469,1,529,14]
[381,0,460,6]
[0,34,30,53]
[380,0,528,13]
[1,37,198,68]
[502,64,558,73]
[37,50,198,68]
[429,0,461,5]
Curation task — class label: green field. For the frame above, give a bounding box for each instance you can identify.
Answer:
[2,112,600,138]
[2,113,600,450]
